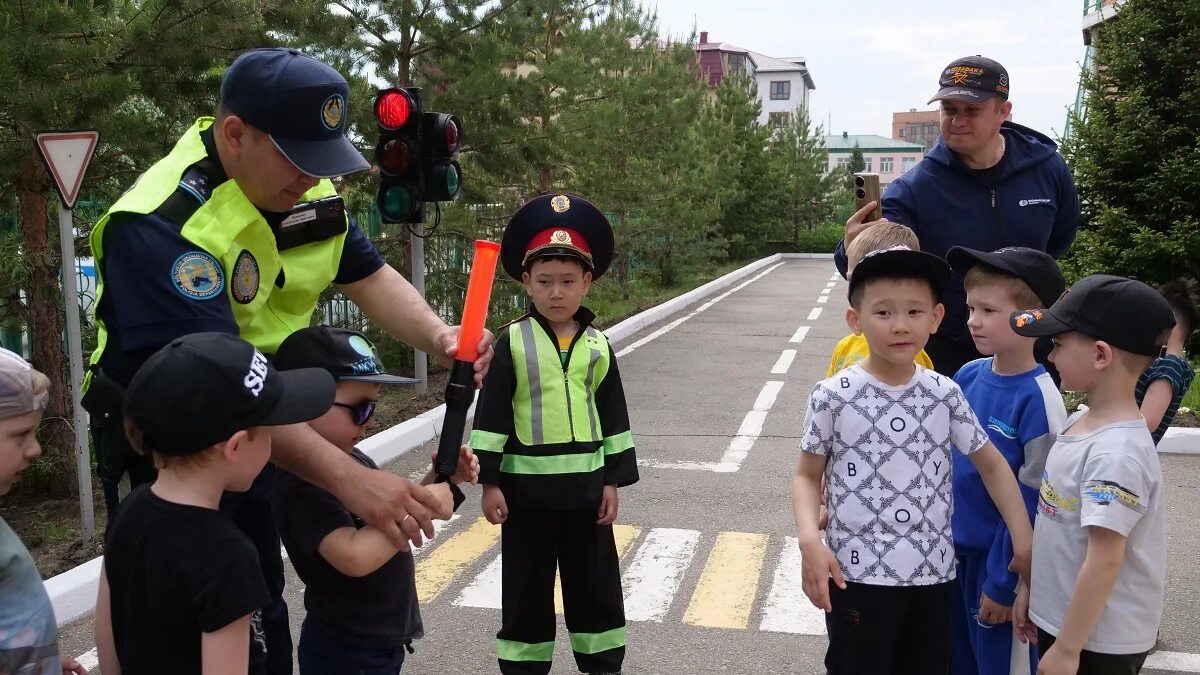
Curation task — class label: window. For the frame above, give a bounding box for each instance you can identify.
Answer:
[836,157,851,167]
[769,81,791,100]
[864,158,873,172]
[902,157,917,172]
[768,112,791,127]
[727,53,746,75]
[880,157,894,173]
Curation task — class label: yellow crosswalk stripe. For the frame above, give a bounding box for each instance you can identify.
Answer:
[414,517,501,603]
[682,531,769,630]
[554,524,641,613]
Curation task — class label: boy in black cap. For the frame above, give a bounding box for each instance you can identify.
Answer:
[1009,275,1176,675]
[944,246,1069,675]
[792,246,1034,675]
[269,325,477,674]
[470,193,637,675]
[93,332,335,675]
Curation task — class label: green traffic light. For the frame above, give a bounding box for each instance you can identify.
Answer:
[381,184,416,219]
[445,164,460,195]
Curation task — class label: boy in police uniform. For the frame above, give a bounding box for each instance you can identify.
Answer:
[470,193,638,675]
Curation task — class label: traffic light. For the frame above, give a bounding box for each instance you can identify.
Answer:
[374,87,424,224]
[422,112,463,202]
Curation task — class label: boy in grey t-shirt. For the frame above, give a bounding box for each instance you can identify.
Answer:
[1010,275,1177,675]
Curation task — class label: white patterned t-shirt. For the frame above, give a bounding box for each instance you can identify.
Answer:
[801,364,989,586]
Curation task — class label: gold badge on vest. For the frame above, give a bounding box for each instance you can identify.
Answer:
[232,250,260,304]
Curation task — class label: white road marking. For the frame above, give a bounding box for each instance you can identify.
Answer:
[1144,650,1200,672]
[753,381,785,411]
[789,326,810,344]
[830,273,840,282]
[819,287,831,295]
[412,514,464,557]
[825,281,836,288]
[816,295,828,304]
[759,537,827,635]
[622,528,702,622]
[76,648,98,672]
[616,263,784,357]
[770,350,797,375]
[807,308,822,321]
[453,552,503,609]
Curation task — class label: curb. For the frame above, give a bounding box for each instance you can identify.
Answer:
[44,252,798,627]
[1160,427,1200,455]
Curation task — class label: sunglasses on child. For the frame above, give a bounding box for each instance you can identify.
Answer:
[333,400,377,426]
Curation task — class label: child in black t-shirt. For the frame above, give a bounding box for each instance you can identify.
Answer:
[93,333,335,675]
[270,326,477,674]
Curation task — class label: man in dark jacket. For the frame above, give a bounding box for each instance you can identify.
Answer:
[836,55,1080,376]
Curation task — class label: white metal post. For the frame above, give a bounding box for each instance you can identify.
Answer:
[411,224,427,396]
[57,205,95,542]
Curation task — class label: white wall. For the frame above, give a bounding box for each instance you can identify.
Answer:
[756,72,809,127]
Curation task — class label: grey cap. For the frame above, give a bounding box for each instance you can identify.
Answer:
[0,348,48,420]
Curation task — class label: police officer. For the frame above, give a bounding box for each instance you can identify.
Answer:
[82,48,493,674]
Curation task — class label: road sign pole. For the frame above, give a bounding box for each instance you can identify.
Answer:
[411,224,427,396]
[57,204,95,542]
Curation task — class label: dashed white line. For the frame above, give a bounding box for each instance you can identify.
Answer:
[76,648,98,672]
[789,326,810,344]
[807,308,822,321]
[770,350,796,375]
[830,273,840,282]
[623,528,701,622]
[753,381,785,410]
[616,263,784,358]
[819,287,831,296]
[816,295,828,304]
[759,537,827,635]
[825,281,836,288]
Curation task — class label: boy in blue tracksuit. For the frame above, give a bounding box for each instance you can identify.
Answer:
[946,247,1069,675]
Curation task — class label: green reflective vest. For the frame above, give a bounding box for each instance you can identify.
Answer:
[510,317,609,449]
[87,118,347,384]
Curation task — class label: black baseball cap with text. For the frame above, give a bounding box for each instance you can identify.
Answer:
[220,48,371,178]
[1009,274,1176,356]
[274,326,419,385]
[947,246,1065,306]
[928,55,1010,104]
[124,333,335,456]
[847,245,952,302]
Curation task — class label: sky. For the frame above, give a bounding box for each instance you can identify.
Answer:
[638,0,1088,141]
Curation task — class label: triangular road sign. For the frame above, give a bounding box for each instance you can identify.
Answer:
[35,130,99,209]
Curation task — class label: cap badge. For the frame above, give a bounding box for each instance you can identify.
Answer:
[171,251,224,301]
[1013,309,1044,329]
[321,93,346,130]
[551,229,573,245]
[952,71,968,84]
[348,335,375,358]
[550,195,571,213]
[231,250,259,305]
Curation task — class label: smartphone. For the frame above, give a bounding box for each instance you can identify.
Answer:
[853,173,882,222]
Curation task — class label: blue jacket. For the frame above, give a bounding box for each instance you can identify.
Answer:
[836,122,1079,348]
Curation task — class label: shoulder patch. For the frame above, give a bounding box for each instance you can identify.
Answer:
[231,250,260,304]
[172,251,224,300]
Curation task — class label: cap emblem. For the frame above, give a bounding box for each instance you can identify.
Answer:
[551,229,573,245]
[550,195,571,213]
[1013,309,1044,329]
[321,93,345,130]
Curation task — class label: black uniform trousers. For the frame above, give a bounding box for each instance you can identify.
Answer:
[499,508,625,675]
[824,579,954,675]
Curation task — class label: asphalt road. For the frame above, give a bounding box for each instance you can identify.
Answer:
[57,259,1200,674]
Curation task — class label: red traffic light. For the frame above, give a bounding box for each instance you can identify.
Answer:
[445,119,459,153]
[375,89,414,130]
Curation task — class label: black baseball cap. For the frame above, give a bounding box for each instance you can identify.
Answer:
[928,55,1010,104]
[220,48,370,178]
[847,245,951,302]
[1010,274,1176,356]
[124,333,335,456]
[947,246,1065,306]
[274,326,419,385]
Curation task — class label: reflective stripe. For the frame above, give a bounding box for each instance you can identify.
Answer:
[518,320,544,444]
[602,430,634,456]
[568,626,626,655]
[469,429,507,452]
[501,452,603,475]
[496,638,555,662]
[584,328,602,441]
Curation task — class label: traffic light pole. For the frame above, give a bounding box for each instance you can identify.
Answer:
[411,224,427,396]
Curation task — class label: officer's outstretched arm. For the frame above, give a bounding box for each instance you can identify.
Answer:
[340,264,455,360]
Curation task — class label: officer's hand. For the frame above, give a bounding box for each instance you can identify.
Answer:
[440,327,497,388]
[482,484,509,525]
[845,200,888,249]
[345,467,441,550]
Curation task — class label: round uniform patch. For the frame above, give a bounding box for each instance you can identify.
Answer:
[172,252,224,300]
[321,94,346,131]
[348,334,375,357]
[231,250,260,305]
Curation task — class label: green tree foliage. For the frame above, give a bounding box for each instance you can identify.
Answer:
[763,112,842,248]
[1060,0,1200,283]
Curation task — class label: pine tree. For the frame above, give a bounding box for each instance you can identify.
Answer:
[1060,0,1200,282]
[767,112,840,245]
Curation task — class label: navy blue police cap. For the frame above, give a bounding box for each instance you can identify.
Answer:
[221,48,370,179]
[501,194,614,281]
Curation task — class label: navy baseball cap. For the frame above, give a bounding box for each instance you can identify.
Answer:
[124,333,335,456]
[1010,275,1176,356]
[947,246,1065,306]
[274,326,419,385]
[928,55,1010,104]
[221,48,370,178]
